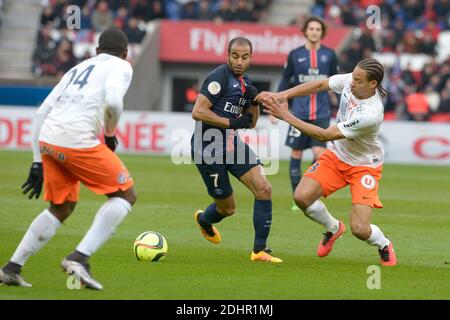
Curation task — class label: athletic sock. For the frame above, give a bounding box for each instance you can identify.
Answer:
[198,203,224,230]
[304,200,339,233]
[366,224,390,249]
[3,261,22,275]
[289,157,302,192]
[253,199,272,252]
[10,209,61,267]
[65,250,89,265]
[76,197,131,257]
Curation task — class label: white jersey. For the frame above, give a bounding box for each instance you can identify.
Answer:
[328,73,384,168]
[39,53,133,148]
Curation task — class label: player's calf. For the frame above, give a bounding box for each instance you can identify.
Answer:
[350,221,372,240]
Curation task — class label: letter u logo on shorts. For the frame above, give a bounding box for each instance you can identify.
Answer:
[361,175,376,189]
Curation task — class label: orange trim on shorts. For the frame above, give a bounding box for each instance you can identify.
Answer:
[304,150,383,208]
[40,142,134,204]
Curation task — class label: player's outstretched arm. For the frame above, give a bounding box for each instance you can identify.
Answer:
[261,96,345,142]
[282,78,331,99]
[256,79,331,104]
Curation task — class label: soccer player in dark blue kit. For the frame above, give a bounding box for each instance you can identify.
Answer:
[278,16,338,211]
[191,37,282,263]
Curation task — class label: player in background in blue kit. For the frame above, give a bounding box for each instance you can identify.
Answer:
[191,37,282,263]
[278,16,338,210]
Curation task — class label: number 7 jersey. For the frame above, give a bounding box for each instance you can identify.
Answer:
[39,53,133,148]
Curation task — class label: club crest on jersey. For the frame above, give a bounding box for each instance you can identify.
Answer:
[118,171,128,184]
[361,175,376,189]
[208,81,221,95]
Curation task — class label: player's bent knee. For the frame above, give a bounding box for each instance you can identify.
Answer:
[49,202,77,222]
[291,150,302,159]
[110,187,137,206]
[255,182,272,200]
[294,192,314,210]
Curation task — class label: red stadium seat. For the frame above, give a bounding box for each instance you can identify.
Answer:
[384,111,396,121]
[429,113,450,122]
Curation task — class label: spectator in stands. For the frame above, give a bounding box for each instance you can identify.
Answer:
[340,3,357,26]
[91,0,114,31]
[150,0,165,20]
[234,0,254,22]
[109,0,131,11]
[33,26,58,76]
[41,6,57,27]
[197,0,212,21]
[124,17,146,44]
[214,0,235,23]
[132,0,153,21]
[53,39,77,77]
[79,4,93,30]
[359,28,377,53]
[114,6,129,30]
[182,1,198,20]
[252,0,271,22]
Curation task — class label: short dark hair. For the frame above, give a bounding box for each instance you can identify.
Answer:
[227,37,253,55]
[98,27,128,56]
[357,58,389,97]
[301,16,327,39]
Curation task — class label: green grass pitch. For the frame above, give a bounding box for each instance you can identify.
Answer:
[0,150,449,299]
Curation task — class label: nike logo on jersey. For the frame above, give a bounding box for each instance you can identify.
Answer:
[298,58,307,63]
[233,83,240,88]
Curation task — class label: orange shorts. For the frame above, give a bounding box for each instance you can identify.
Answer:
[304,150,383,208]
[40,142,134,205]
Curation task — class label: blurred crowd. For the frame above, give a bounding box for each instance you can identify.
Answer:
[33,0,271,77]
[295,0,450,120]
[32,0,449,121]
[0,0,4,29]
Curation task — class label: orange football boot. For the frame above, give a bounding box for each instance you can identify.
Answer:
[379,242,397,266]
[194,210,221,244]
[317,221,346,257]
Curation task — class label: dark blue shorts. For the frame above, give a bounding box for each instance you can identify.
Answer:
[285,118,329,150]
[192,142,261,199]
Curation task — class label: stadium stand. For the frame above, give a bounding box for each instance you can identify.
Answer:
[0,0,4,29]
[14,0,450,121]
[33,0,272,77]
[291,0,450,122]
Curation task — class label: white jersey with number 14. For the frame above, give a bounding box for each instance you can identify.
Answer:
[38,53,133,149]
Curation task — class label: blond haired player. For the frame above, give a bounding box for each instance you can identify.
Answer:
[258,58,396,266]
[0,28,136,289]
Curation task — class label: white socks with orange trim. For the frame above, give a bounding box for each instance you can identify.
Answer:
[304,200,340,234]
[76,197,131,256]
[366,224,390,249]
[11,209,62,266]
